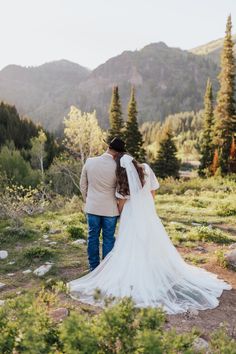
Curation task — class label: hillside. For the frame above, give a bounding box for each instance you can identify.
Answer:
[0,43,220,131]
[0,60,90,131]
[191,34,236,65]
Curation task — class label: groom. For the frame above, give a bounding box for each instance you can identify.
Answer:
[80,137,126,271]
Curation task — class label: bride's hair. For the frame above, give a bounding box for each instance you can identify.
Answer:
[115,153,146,197]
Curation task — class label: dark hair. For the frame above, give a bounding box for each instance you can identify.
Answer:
[115,153,146,197]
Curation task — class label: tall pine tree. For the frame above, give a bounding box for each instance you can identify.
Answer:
[214,15,236,174]
[153,125,180,178]
[107,86,123,142]
[124,87,145,161]
[199,78,215,176]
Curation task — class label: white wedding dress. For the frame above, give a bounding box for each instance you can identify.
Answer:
[68,155,231,314]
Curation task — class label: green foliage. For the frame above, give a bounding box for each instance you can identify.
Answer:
[0,102,38,150]
[0,144,40,187]
[67,225,86,240]
[215,250,229,268]
[23,246,54,264]
[0,102,58,171]
[60,312,98,353]
[210,326,236,353]
[108,86,124,142]
[64,106,105,166]
[187,226,233,244]
[124,87,145,161]
[47,153,82,196]
[0,290,60,354]
[0,183,49,226]
[216,203,236,217]
[141,110,203,162]
[153,126,180,178]
[157,175,236,195]
[2,292,234,353]
[0,226,37,245]
[214,15,236,174]
[199,78,215,176]
[95,297,138,353]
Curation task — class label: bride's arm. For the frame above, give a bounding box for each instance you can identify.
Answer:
[117,198,126,214]
[151,190,156,199]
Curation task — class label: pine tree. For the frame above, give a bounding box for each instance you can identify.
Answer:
[124,87,145,161]
[107,86,123,142]
[214,15,236,174]
[153,125,180,178]
[229,135,236,172]
[211,149,220,175]
[199,79,215,176]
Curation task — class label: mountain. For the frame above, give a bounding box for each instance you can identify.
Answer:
[190,34,236,65]
[78,42,219,127]
[0,43,220,131]
[0,60,90,131]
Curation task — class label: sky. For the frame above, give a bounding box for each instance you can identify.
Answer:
[0,0,236,70]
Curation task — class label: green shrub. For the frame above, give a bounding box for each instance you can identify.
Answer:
[23,246,54,264]
[215,250,229,268]
[0,227,37,244]
[216,203,236,217]
[77,212,87,224]
[187,226,233,244]
[60,313,99,354]
[67,225,86,240]
[184,255,207,265]
[0,291,60,354]
[191,198,209,208]
[210,327,236,353]
[0,291,235,353]
[95,297,138,353]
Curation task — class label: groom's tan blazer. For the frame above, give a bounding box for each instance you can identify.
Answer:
[80,153,119,217]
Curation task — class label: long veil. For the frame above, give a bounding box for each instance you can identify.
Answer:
[120,154,143,196]
[68,155,231,313]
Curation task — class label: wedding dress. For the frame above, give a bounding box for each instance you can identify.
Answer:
[68,155,231,314]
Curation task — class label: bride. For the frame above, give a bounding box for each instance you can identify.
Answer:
[68,153,231,314]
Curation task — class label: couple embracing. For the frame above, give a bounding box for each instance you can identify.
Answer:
[68,137,231,314]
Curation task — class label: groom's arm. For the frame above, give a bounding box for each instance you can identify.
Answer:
[80,163,88,201]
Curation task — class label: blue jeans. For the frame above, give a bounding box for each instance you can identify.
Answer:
[87,214,118,271]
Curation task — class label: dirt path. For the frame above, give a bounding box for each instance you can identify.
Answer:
[166,260,236,338]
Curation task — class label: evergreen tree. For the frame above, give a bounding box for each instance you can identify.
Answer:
[214,15,236,174]
[124,87,145,161]
[153,125,180,178]
[211,149,220,175]
[229,135,236,172]
[107,86,123,142]
[199,79,215,176]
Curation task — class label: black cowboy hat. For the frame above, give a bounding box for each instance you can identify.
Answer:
[107,137,126,152]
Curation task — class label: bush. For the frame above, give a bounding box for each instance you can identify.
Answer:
[0,291,235,353]
[210,327,236,353]
[215,250,229,268]
[67,225,86,240]
[23,246,54,264]
[0,227,38,244]
[217,203,236,217]
[0,145,40,187]
[187,226,233,244]
[191,198,209,208]
[0,290,60,354]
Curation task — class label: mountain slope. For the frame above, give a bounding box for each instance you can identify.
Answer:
[78,42,219,127]
[0,44,220,131]
[0,60,90,131]
[190,34,236,65]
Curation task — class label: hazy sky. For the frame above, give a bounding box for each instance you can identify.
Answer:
[0,0,236,70]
